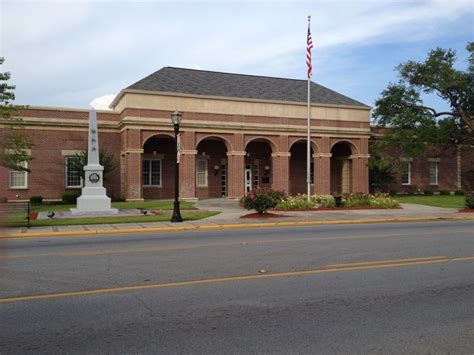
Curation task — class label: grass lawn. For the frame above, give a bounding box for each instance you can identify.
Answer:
[30,199,195,212]
[395,195,465,208]
[5,210,220,227]
[3,200,218,228]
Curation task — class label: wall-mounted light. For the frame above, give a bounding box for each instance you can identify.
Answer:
[264,165,270,175]
[245,151,251,158]
[214,165,220,175]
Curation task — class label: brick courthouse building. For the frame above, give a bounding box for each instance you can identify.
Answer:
[1,67,471,201]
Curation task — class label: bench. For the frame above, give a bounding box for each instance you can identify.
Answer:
[0,202,31,228]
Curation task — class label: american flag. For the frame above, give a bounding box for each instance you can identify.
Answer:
[306,22,313,79]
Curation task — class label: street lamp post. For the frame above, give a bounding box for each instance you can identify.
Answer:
[170,110,183,222]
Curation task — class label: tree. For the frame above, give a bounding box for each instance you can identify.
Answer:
[0,58,33,171]
[71,149,116,181]
[368,154,396,191]
[373,43,473,158]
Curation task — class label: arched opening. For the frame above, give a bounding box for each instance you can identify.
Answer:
[330,142,354,194]
[196,138,228,199]
[245,139,273,192]
[142,135,175,199]
[290,141,314,196]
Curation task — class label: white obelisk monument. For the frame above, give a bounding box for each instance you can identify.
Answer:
[71,109,118,215]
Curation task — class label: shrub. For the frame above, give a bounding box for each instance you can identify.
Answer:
[389,190,397,197]
[242,188,281,214]
[439,190,450,196]
[277,194,313,210]
[29,196,43,204]
[343,193,371,207]
[267,189,287,203]
[368,193,399,208]
[276,194,336,210]
[465,192,474,209]
[455,190,465,196]
[275,193,398,210]
[312,195,336,208]
[62,193,78,204]
[424,189,433,195]
[111,196,126,202]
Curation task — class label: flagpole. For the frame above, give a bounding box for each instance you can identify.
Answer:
[307,74,311,200]
[306,15,312,201]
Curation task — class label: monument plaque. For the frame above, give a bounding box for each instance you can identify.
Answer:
[70,109,118,215]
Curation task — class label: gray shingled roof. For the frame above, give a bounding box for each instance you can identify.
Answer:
[127,67,369,108]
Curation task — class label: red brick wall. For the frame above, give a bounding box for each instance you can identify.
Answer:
[461,147,474,191]
[0,128,121,201]
[2,107,376,201]
[371,143,467,193]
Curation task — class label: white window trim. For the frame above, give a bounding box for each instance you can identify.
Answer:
[429,161,439,186]
[143,158,162,187]
[196,159,208,187]
[9,161,28,189]
[65,156,83,189]
[401,161,411,186]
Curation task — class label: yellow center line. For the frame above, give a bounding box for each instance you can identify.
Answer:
[3,229,473,259]
[328,256,447,267]
[1,255,472,304]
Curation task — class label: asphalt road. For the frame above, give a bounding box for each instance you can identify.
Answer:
[1,221,473,354]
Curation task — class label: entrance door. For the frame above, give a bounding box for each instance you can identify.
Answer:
[245,164,252,192]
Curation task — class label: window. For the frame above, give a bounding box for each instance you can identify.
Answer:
[196,159,208,187]
[65,156,82,188]
[401,161,411,185]
[429,161,439,185]
[9,161,28,189]
[143,159,161,186]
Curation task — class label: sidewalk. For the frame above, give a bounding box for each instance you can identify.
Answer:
[1,201,473,238]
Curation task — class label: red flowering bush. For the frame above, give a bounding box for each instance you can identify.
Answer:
[241,188,284,214]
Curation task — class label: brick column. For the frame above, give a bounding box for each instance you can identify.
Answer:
[358,155,370,193]
[123,149,144,201]
[351,156,359,193]
[314,153,331,195]
[180,150,197,200]
[271,152,290,194]
[350,154,370,193]
[227,151,246,198]
[121,129,143,201]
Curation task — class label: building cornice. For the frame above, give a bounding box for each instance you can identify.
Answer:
[111,88,372,112]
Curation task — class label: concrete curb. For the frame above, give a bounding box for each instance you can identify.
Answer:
[1,215,474,239]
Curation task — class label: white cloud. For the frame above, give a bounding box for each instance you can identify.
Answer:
[2,0,472,107]
[90,94,116,110]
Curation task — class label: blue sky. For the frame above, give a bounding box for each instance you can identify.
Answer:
[1,0,473,112]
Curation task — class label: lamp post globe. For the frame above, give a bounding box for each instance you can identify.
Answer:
[170,110,183,222]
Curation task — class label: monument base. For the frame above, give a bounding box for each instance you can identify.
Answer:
[70,207,119,216]
[70,187,118,215]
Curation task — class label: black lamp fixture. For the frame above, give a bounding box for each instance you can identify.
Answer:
[170,110,183,223]
[264,165,270,175]
[214,164,220,176]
